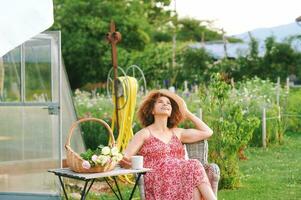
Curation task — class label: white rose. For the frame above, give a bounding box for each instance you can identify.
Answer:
[116,153,123,161]
[112,156,119,162]
[112,153,123,162]
[101,146,111,155]
[111,146,119,156]
[98,155,110,166]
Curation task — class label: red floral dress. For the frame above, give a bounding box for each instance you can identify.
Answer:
[138,130,210,200]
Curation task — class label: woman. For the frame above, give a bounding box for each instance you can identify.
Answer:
[120,89,217,200]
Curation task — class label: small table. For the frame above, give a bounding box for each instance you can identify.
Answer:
[48,167,151,200]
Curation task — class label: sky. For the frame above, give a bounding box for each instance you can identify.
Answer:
[173,0,301,35]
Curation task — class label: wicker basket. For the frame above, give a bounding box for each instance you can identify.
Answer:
[65,117,117,173]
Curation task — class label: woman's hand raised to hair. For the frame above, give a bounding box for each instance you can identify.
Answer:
[179,97,190,119]
[119,156,131,169]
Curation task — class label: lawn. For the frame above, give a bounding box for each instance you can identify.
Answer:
[218,131,301,200]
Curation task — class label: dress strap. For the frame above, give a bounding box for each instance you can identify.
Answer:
[171,128,181,142]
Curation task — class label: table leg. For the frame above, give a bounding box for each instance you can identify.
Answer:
[80,180,89,200]
[113,176,123,200]
[58,175,69,200]
[86,179,95,196]
[104,177,122,200]
[128,173,143,200]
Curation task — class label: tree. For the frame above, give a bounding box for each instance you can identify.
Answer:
[177,18,222,42]
[263,37,299,80]
[51,0,172,89]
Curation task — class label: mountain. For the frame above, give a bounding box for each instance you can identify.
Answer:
[232,22,301,42]
[190,22,301,59]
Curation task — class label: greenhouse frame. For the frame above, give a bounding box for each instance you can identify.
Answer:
[0,31,85,199]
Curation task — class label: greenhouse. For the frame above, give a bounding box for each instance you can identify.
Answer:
[0,31,85,199]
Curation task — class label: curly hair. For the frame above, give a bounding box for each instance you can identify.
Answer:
[137,91,183,128]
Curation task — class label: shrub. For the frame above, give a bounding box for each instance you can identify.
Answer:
[285,88,301,132]
[199,73,260,189]
[235,78,285,146]
[74,89,114,149]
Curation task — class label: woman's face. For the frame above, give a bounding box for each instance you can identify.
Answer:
[152,96,172,117]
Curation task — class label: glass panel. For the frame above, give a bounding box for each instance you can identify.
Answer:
[0,31,85,196]
[0,47,21,102]
[0,107,59,193]
[25,39,52,102]
[61,64,86,153]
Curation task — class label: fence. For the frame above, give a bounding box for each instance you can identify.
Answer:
[261,77,301,148]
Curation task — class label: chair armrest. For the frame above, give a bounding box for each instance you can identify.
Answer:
[204,163,220,196]
[185,140,220,196]
[185,140,208,165]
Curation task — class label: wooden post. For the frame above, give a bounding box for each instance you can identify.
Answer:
[231,77,235,88]
[106,21,122,134]
[0,57,3,98]
[276,77,280,107]
[201,32,205,48]
[262,108,267,148]
[286,77,290,94]
[277,105,282,144]
[222,28,228,58]
[198,108,203,121]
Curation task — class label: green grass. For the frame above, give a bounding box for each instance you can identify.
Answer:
[65,179,140,200]
[218,131,301,200]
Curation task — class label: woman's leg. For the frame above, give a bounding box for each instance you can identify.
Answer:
[197,183,217,200]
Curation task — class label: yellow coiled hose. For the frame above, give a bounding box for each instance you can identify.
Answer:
[111,76,138,184]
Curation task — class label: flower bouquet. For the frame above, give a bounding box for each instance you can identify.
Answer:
[80,145,123,170]
[65,117,120,173]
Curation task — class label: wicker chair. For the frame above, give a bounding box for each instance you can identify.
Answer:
[138,140,220,199]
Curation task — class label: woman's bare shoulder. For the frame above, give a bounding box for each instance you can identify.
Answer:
[134,127,151,140]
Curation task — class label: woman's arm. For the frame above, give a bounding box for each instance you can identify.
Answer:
[119,129,147,168]
[180,110,213,144]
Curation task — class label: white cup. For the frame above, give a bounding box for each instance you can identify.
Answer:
[131,155,144,169]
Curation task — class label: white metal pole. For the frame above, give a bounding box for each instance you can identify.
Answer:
[262,108,267,148]
[286,77,290,94]
[172,0,177,69]
[0,57,4,98]
[198,108,203,121]
[276,77,280,107]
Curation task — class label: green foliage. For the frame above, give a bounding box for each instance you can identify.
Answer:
[51,0,232,89]
[128,42,174,87]
[126,42,214,88]
[178,47,213,85]
[80,149,94,161]
[262,37,299,80]
[177,18,222,42]
[81,120,113,150]
[237,36,301,82]
[285,88,301,132]
[199,73,260,189]
[219,131,301,199]
[73,76,299,190]
[51,0,173,89]
[235,78,286,146]
[73,90,114,149]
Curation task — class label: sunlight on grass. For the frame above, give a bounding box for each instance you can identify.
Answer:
[218,131,301,200]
